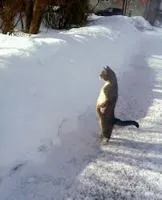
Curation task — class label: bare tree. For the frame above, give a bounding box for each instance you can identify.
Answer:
[25,0,33,32]
[28,0,46,34]
[0,0,23,34]
[122,0,128,15]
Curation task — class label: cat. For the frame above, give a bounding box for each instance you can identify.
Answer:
[96,66,139,142]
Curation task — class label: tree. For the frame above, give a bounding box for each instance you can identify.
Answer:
[29,0,46,34]
[0,0,24,34]
[122,0,128,15]
[25,0,33,32]
[0,0,90,34]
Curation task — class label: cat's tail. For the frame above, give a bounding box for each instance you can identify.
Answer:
[113,118,139,128]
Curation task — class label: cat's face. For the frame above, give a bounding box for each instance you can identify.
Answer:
[100,66,112,81]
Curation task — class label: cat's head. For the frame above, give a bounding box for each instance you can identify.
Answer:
[100,66,115,81]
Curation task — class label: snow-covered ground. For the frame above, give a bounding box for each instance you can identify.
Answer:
[0,15,162,199]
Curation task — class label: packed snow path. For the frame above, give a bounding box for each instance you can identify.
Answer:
[0,17,162,199]
[65,30,162,200]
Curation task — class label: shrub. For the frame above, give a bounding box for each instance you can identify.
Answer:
[43,0,90,29]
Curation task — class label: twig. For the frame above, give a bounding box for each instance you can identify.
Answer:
[89,0,100,13]
[57,118,68,136]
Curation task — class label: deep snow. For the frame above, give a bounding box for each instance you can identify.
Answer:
[0,15,162,199]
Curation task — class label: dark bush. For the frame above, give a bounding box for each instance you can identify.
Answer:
[43,0,89,29]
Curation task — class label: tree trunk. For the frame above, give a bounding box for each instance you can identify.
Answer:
[122,0,128,15]
[1,0,17,34]
[29,0,46,34]
[2,7,14,34]
[1,0,24,34]
[25,0,33,32]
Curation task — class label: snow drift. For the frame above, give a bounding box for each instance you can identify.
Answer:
[130,16,154,31]
[1,15,162,200]
[0,16,141,170]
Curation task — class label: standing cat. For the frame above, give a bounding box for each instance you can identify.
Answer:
[96,66,139,142]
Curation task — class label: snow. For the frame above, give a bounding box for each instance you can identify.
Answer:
[130,16,154,31]
[0,15,162,199]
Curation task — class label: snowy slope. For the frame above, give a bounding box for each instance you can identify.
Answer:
[0,15,162,199]
[0,15,140,168]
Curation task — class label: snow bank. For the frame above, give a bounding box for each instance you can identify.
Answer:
[0,16,141,174]
[130,16,154,31]
[1,15,162,200]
